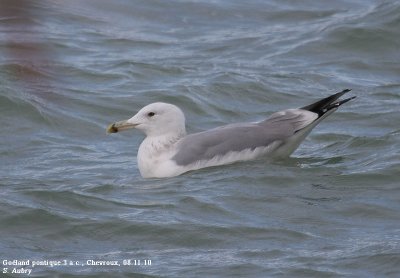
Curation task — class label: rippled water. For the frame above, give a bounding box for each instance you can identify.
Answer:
[1,0,400,277]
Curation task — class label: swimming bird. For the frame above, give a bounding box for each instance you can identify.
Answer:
[107,89,355,178]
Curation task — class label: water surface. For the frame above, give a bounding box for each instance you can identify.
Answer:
[1,0,400,277]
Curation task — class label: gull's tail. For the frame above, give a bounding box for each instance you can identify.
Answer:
[273,89,356,157]
[301,89,356,117]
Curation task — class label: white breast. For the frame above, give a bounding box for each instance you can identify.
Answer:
[137,136,184,178]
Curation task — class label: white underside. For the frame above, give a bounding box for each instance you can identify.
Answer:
[138,140,282,178]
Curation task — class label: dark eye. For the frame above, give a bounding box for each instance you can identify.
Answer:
[147,112,155,117]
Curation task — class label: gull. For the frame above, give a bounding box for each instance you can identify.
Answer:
[107,89,355,178]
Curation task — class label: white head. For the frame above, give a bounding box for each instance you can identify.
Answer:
[107,102,186,137]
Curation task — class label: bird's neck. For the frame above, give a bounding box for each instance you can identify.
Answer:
[139,130,186,157]
[137,131,185,177]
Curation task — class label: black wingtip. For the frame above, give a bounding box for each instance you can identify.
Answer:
[327,96,356,110]
[339,95,356,105]
[301,89,355,116]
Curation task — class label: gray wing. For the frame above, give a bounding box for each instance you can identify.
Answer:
[172,109,318,166]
